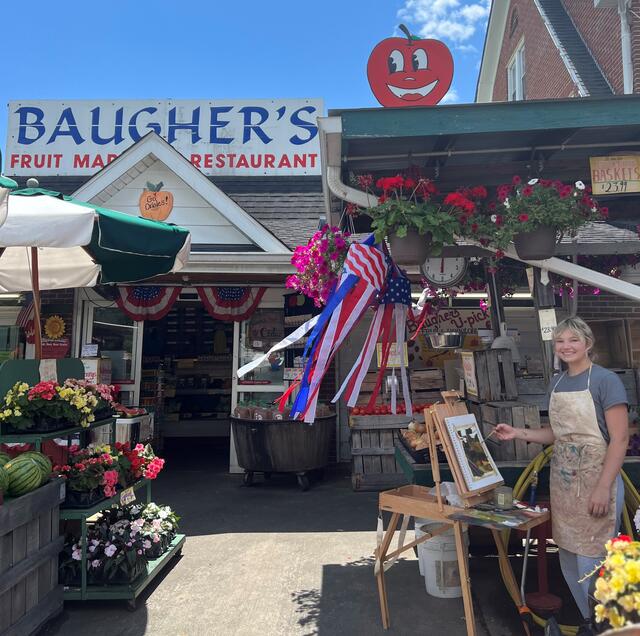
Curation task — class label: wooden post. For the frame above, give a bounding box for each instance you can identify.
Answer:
[485,267,505,338]
[453,520,476,636]
[531,267,555,384]
[30,247,42,360]
[376,512,400,630]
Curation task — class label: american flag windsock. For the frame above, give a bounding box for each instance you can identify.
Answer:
[334,269,413,417]
[291,236,387,422]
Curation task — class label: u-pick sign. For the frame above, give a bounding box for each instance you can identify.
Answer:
[367,24,454,108]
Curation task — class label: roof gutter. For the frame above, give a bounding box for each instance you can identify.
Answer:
[318,116,640,302]
[619,0,634,93]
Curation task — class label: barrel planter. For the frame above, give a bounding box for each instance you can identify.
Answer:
[230,414,335,491]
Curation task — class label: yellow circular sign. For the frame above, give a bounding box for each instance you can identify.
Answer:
[44,315,66,340]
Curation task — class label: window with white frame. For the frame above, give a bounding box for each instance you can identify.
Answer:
[507,42,526,101]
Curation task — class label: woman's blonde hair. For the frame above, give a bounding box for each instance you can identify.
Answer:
[552,316,596,357]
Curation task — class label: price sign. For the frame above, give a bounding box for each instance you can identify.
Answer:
[590,155,640,195]
[538,308,557,342]
[120,487,136,506]
[375,342,408,368]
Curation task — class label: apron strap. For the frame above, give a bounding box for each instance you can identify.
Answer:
[551,371,566,393]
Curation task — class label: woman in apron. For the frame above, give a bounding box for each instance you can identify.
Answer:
[496,317,628,636]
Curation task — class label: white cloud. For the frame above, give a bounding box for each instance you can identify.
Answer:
[457,43,478,53]
[398,0,491,47]
[440,87,460,103]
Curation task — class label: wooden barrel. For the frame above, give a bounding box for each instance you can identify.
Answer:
[230,415,335,473]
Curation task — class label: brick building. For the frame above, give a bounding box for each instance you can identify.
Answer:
[477,0,640,102]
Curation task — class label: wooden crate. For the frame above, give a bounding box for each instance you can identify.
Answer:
[611,369,638,406]
[516,376,548,409]
[467,349,518,402]
[0,479,65,636]
[480,401,543,461]
[350,415,410,491]
[410,369,444,390]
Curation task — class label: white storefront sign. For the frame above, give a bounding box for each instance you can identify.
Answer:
[6,99,323,176]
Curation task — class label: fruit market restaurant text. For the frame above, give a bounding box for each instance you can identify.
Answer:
[3,99,328,471]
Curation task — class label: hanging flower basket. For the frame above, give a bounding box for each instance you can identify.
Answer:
[513,225,558,260]
[388,229,433,265]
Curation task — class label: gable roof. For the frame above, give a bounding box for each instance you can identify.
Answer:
[72,132,290,254]
[477,0,613,102]
[535,0,613,97]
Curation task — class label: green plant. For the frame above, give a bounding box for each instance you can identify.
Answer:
[363,175,462,255]
[494,176,605,245]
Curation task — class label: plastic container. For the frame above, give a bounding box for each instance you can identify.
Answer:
[419,522,469,598]
[414,517,432,576]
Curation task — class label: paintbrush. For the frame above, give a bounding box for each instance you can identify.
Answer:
[484,428,499,442]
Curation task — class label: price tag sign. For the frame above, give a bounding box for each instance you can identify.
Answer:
[538,308,557,342]
[590,155,640,195]
[120,487,136,506]
[81,343,99,357]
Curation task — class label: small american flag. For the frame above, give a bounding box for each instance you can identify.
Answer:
[16,294,34,329]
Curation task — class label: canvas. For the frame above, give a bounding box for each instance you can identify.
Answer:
[443,413,503,492]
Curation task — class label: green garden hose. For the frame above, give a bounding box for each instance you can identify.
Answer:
[495,447,640,636]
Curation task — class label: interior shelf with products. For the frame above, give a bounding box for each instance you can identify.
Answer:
[142,303,234,439]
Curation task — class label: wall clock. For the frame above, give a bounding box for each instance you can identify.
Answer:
[420,257,468,287]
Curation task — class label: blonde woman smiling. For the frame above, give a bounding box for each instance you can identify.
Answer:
[496,317,628,636]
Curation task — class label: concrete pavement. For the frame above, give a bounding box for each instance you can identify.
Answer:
[42,442,577,636]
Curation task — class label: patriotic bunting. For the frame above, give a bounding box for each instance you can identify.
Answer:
[236,234,415,422]
[291,236,388,422]
[334,269,412,416]
[116,286,181,321]
[196,287,265,322]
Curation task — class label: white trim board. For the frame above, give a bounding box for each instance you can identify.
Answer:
[72,132,291,254]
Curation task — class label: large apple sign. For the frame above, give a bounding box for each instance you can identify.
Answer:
[367,24,454,107]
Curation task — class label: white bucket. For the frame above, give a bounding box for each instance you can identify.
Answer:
[414,517,432,576]
[419,523,469,599]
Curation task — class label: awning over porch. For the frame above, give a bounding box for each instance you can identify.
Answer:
[319,94,640,300]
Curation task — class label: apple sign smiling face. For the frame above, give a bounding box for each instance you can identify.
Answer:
[367,27,454,108]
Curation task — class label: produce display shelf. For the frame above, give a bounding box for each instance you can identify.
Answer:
[60,479,151,520]
[63,534,186,606]
[0,417,116,450]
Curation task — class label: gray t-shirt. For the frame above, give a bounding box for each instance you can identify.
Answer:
[544,364,628,442]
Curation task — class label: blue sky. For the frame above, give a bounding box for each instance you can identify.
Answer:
[1,0,490,168]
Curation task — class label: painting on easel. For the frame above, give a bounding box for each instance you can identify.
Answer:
[444,413,503,492]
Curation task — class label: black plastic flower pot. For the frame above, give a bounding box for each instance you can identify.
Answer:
[30,416,70,433]
[513,225,558,260]
[62,488,106,509]
[388,229,432,265]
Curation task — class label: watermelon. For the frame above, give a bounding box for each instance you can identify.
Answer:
[0,452,10,468]
[0,466,8,494]
[4,456,42,496]
[19,452,52,482]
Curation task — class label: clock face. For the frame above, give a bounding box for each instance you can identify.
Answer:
[420,257,468,287]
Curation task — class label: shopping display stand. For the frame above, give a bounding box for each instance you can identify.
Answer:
[375,392,549,636]
[60,468,185,608]
[0,361,185,612]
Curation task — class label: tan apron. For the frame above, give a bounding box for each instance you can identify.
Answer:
[549,366,617,558]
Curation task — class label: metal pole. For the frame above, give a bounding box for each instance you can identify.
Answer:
[532,268,556,384]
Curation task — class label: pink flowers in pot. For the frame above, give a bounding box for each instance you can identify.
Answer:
[286,224,351,307]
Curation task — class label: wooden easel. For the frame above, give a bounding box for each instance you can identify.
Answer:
[375,392,547,636]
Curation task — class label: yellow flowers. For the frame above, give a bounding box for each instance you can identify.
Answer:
[594,536,640,628]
